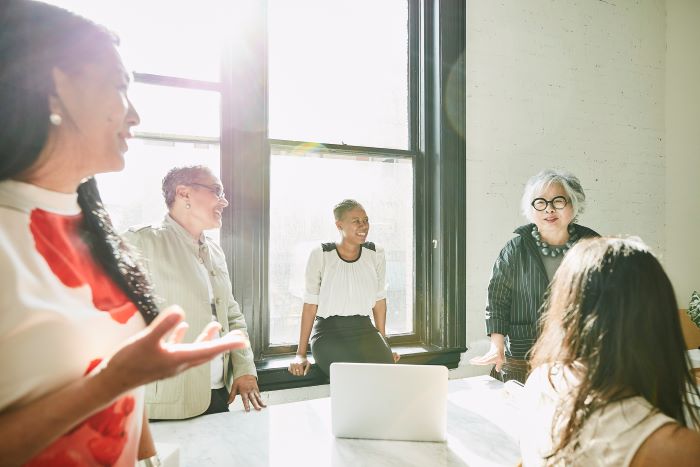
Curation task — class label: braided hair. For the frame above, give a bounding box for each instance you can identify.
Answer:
[0,0,159,323]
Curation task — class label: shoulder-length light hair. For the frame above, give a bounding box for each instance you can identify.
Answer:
[520,169,586,222]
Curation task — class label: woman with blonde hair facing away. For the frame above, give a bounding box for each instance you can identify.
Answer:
[521,237,700,466]
[288,199,399,378]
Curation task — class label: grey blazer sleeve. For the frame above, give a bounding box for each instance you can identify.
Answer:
[226,282,257,380]
[485,242,514,337]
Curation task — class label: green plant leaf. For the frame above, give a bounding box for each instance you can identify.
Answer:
[688,291,700,328]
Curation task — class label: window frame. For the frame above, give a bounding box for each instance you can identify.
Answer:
[220,0,466,390]
[264,139,417,354]
[127,1,466,391]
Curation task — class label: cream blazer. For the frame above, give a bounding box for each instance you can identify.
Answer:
[123,215,256,419]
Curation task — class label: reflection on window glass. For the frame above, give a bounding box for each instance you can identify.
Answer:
[97,138,221,243]
[129,83,220,138]
[268,148,414,345]
[44,0,226,81]
[269,0,409,149]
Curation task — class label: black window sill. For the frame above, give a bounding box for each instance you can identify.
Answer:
[256,346,467,392]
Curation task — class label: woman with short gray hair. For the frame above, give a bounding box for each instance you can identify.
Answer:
[470,169,599,383]
[125,165,264,418]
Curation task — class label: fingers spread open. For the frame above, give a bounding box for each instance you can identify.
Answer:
[170,335,249,370]
[147,306,185,343]
[168,322,190,344]
[250,392,265,410]
[194,321,222,343]
[227,388,238,405]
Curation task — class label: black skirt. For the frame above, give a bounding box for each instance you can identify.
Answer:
[310,315,393,377]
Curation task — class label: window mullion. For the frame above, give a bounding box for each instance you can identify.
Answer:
[221,2,270,361]
[421,0,466,351]
[437,0,466,351]
[133,72,221,92]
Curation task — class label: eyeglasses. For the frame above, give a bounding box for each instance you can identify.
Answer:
[189,183,226,199]
[531,196,568,211]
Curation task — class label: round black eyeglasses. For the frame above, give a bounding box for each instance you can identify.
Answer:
[531,196,567,211]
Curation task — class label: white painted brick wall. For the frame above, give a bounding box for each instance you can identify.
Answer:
[665,0,700,306]
[463,0,667,356]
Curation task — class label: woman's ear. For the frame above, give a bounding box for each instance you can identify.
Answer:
[175,184,190,201]
[335,220,343,231]
[49,67,68,123]
[49,67,72,120]
[48,94,63,120]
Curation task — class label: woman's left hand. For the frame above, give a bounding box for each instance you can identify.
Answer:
[392,352,401,363]
[228,375,266,412]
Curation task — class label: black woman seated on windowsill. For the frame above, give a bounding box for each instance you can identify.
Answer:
[288,199,400,378]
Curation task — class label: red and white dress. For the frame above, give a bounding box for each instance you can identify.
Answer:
[0,180,146,466]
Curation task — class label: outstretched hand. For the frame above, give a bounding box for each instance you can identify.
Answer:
[100,306,249,397]
[469,342,505,372]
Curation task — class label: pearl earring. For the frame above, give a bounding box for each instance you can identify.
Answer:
[186,202,191,209]
[49,113,62,126]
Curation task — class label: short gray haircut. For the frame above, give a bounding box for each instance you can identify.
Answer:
[333,199,364,221]
[520,169,586,222]
[162,165,213,208]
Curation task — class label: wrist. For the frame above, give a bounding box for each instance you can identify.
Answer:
[490,333,505,346]
[138,454,162,467]
[85,368,127,406]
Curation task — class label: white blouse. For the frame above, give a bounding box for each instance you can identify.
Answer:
[303,242,387,318]
[520,364,676,467]
[0,180,146,466]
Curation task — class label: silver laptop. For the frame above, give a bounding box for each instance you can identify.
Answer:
[330,362,448,442]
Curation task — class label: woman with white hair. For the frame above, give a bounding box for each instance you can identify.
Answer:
[470,169,599,383]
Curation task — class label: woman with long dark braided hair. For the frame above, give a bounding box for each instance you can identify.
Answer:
[0,2,247,465]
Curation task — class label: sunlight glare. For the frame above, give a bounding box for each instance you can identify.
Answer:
[44,0,230,81]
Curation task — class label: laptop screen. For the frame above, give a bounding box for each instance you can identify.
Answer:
[330,362,448,442]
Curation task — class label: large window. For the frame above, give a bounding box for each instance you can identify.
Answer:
[268,151,415,345]
[49,0,466,389]
[267,0,414,346]
[47,0,225,237]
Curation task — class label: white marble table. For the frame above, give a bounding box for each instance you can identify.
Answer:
[150,375,521,467]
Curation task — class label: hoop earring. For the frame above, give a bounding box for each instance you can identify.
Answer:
[49,113,62,126]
